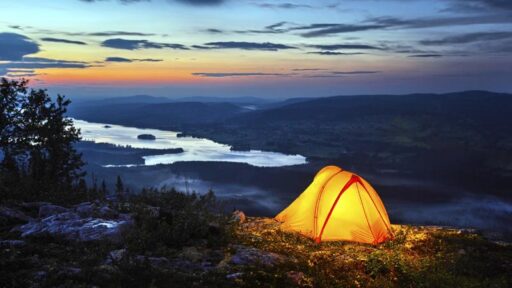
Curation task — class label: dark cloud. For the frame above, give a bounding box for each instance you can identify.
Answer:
[105,57,163,62]
[293,14,512,37]
[101,38,188,50]
[292,68,326,71]
[192,72,292,77]
[174,0,224,5]
[420,31,512,45]
[308,44,384,50]
[41,37,87,45]
[298,24,388,37]
[0,33,39,61]
[330,71,380,75]
[0,57,92,77]
[80,0,149,3]
[200,41,296,51]
[307,51,365,56]
[85,31,155,36]
[257,3,313,9]
[445,0,512,12]
[369,14,512,29]
[409,54,444,58]
[204,28,224,33]
[82,0,226,5]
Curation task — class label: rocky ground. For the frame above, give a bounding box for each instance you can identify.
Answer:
[1,200,511,287]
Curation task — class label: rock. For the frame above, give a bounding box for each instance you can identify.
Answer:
[232,210,246,224]
[286,271,305,286]
[0,206,32,224]
[147,257,171,267]
[58,266,82,276]
[75,202,94,217]
[0,239,26,248]
[98,206,118,219]
[181,246,203,262]
[137,134,156,140]
[108,249,127,263]
[226,272,244,280]
[15,211,131,242]
[39,204,69,218]
[229,245,285,266]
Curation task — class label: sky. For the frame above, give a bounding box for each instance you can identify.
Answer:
[1,0,511,99]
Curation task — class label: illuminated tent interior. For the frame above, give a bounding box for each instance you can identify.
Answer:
[275,166,393,244]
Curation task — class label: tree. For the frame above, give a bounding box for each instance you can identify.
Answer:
[0,78,85,201]
[115,175,124,200]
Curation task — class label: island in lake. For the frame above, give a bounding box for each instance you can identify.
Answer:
[137,134,156,140]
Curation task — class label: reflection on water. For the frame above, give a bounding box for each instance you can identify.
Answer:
[73,119,307,167]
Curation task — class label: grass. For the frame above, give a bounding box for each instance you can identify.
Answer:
[1,192,511,287]
[231,218,512,288]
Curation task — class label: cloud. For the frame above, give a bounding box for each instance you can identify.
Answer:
[298,24,388,37]
[0,57,92,77]
[293,14,512,37]
[81,0,225,5]
[101,38,188,50]
[41,37,87,45]
[369,14,512,29]
[308,44,384,50]
[0,33,39,61]
[445,0,512,12]
[192,72,292,77]
[199,41,296,51]
[307,51,365,55]
[330,71,380,75]
[85,31,155,36]
[292,68,326,71]
[105,57,163,62]
[80,0,149,3]
[420,31,512,45]
[204,28,224,34]
[408,54,444,58]
[174,0,224,5]
[256,3,313,9]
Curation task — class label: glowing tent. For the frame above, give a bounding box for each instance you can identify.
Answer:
[275,166,393,244]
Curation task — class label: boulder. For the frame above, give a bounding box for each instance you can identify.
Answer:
[15,210,131,242]
[0,206,32,224]
[0,239,26,248]
[229,245,285,266]
[39,204,69,218]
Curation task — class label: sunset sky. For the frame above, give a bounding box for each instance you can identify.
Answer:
[1,0,511,98]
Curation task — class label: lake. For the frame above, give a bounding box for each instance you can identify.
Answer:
[73,119,307,167]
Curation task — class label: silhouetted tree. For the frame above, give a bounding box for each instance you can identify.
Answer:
[0,78,85,201]
[115,175,124,200]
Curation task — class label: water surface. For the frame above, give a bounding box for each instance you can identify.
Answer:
[73,119,307,167]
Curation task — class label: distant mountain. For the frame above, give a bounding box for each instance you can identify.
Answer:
[233,90,512,130]
[69,101,247,129]
[172,96,274,105]
[179,90,512,199]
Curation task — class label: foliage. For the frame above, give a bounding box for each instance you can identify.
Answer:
[231,219,512,288]
[0,78,85,203]
[123,187,231,253]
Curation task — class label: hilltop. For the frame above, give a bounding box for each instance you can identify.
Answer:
[1,195,511,288]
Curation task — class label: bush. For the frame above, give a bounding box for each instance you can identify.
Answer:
[123,188,230,254]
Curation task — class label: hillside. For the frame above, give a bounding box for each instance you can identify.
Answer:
[1,198,510,287]
[182,91,512,200]
[69,101,247,129]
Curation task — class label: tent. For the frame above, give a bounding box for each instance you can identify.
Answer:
[275,166,393,244]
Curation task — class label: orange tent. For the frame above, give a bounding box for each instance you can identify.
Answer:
[275,166,393,244]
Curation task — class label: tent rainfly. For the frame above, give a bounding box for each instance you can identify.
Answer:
[275,166,393,244]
